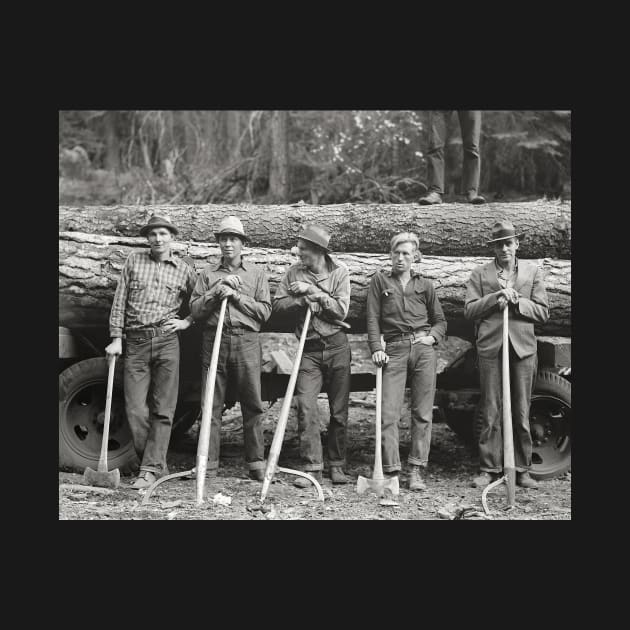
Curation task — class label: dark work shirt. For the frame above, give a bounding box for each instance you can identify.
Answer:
[189,257,271,331]
[366,269,447,354]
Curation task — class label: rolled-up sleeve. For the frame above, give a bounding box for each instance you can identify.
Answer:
[109,256,130,338]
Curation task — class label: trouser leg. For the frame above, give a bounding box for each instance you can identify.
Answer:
[477,353,503,473]
[295,351,324,471]
[380,341,409,472]
[323,340,351,468]
[510,349,537,472]
[142,333,180,474]
[201,332,229,473]
[232,333,265,470]
[407,343,437,467]
[458,110,482,194]
[123,338,153,465]
[426,110,449,193]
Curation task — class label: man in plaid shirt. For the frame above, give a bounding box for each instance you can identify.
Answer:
[106,214,197,489]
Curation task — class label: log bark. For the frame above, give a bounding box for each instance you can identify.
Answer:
[58,201,571,258]
[59,232,571,338]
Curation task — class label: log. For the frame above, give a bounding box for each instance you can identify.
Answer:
[59,232,571,338]
[58,201,571,258]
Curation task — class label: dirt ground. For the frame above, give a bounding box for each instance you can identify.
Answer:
[59,392,571,521]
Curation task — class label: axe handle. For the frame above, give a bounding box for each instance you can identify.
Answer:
[502,306,516,505]
[196,297,228,504]
[261,308,312,501]
[373,364,384,480]
[97,355,116,473]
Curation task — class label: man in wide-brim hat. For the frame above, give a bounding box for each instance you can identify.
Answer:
[272,223,353,486]
[106,213,198,489]
[464,219,550,489]
[190,216,271,482]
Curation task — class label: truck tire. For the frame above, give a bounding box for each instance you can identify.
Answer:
[472,369,571,480]
[59,358,136,474]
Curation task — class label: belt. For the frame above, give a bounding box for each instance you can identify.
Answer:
[125,326,173,340]
[206,326,254,335]
[303,330,347,351]
[384,329,429,344]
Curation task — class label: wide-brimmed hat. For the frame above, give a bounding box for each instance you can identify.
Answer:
[486,220,524,245]
[297,223,331,252]
[140,214,179,236]
[214,216,248,242]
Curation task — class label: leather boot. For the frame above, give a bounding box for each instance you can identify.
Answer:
[408,465,427,491]
[330,466,349,484]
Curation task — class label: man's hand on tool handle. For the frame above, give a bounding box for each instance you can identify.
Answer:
[289,281,316,296]
[215,284,239,300]
[105,338,123,357]
[372,350,389,367]
[496,288,519,310]
[221,275,242,289]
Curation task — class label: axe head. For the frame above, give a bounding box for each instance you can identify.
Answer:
[83,466,120,489]
[356,475,399,497]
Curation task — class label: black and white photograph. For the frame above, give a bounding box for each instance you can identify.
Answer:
[58,110,571,520]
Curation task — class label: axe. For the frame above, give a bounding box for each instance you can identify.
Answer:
[356,336,399,498]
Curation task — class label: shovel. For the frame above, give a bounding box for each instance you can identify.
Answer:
[195,297,228,505]
[481,305,516,512]
[83,354,121,488]
[356,337,399,499]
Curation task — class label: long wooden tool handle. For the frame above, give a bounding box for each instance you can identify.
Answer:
[98,354,116,473]
[372,334,385,480]
[261,307,312,502]
[502,305,516,506]
[196,297,228,505]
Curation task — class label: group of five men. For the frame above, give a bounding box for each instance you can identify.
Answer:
[105,212,549,493]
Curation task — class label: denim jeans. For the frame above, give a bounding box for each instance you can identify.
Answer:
[294,332,351,472]
[124,332,180,475]
[426,110,481,195]
[201,330,265,472]
[381,340,437,472]
[477,347,537,473]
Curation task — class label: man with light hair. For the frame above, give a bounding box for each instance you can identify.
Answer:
[366,232,447,491]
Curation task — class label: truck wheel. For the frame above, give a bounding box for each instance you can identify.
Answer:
[59,358,136,473]
[473,369,571,481]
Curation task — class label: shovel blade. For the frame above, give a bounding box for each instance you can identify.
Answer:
[83,466,120,488]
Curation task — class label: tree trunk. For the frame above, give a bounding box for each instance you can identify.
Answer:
[58,201,571,258]
[269,110,289,202]
[59,231,570,337]
[104,111,120,172]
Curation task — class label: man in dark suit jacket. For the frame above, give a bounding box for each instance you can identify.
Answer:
[464,220,550,489]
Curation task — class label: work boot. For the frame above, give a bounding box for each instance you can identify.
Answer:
[293,470,323,488]
[329,466,349,484]
[130,470,157,489]
[408,465,427,491]
[248,468,265,482]
[466,191,486,204]
[419,191,443,205]
[517,471,539,488]
[471,471,494,488]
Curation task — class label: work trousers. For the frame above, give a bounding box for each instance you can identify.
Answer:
[295,331,351,472]
[381,340,437,472]
[426,110,481,195]
[477,346,537,473]
[124,331,180,475]
[200,330,265,472]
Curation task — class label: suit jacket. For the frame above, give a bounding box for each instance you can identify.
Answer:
[464,259,550,359]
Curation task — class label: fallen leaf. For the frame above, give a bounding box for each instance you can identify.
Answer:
[212,493,232,506]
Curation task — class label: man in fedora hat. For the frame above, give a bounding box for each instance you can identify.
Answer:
[366,232,447,491]
[273,223,352,486]
[464,219,550,489]
[105,213,198,489]
[190,216,271,481]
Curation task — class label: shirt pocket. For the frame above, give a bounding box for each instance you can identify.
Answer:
[381,288,397,316]
[406,286,428,318]
[129,279,146,294]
